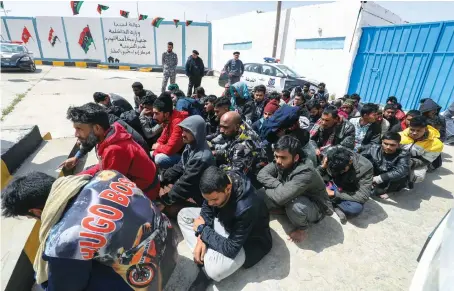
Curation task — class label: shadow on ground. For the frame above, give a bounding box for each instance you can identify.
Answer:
[349,199,388,228]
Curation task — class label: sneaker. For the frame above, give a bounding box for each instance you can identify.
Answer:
[334,207,347,225]
[188,269,212,291]
[408,181,414,189]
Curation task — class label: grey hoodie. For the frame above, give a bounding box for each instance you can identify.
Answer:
[162,115,215,205]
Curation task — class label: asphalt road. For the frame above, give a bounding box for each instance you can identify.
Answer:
[1,66,453,291]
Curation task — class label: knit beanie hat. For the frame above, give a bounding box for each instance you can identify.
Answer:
[264,100,280,114]
[168,83,179,91]
[343,99,355,107]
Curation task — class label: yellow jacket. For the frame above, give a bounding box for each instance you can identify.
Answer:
[400,125,443,164]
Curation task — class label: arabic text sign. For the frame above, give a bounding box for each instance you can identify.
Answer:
[102,19,155,64]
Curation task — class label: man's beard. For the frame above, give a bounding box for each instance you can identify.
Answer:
[80,130,99,152]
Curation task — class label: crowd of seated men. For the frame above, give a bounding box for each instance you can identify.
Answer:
[1,80,446,291]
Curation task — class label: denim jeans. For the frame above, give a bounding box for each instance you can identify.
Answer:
[154,153,181,169]
[335,200,363,217]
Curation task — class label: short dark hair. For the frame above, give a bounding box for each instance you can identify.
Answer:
[67,103,110,130]
[274,135,303,158]
[295,92,305,99]
[350,93,361,101]
[387,96,398,104]
[269,91,281,101]
[173,90,185,98]
[192,49,199,55]
[195,87,205,96]
[382,131,401,143]
[282,90,291,99]
[233,51,240,55]
[360,103,379,117]
[205,95,217,104]
[303,83,310,88]
[153,94,173,113]
[318,96,327,102]
[294,86,303,94]
[132,82,143,90]
[214,96,231,108]
[322,105,339,118]
[327,146,352,176]
[407,110,421,117]
[307,100,322,111]
[409,115,428,128]
[1,172,56,217]
[93,92,108,103]
[140,93,157,106]
[319,82,326,87]
[384,104,396,111]
[254,85,267,94]
[200,166,231,194]
[168,41,173,46]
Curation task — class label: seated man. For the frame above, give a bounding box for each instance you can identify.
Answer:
[67,103,160,200]
[400,116,443,184]
[159,115,215,214]
[152,94,189,169]
[229,81,256,124]
[307,99,323,130]
[93,92,133,116]
[383,103,399,130]
[390,110,421,133]
[315,82,329,99]
[349,103,381,152]
[317,146,373,224]
[207,96,231,142]
[213,111,265,177]
[252,99,279,133]
[280,89,291,106]
[204,95,219,136]
[1,170,176,290]
[177,166,272,290]
[310,106,356,155]
[419,98,446,142]
[386,96,405,121]
[361,132,410,199]
[132,81,155,111]
[257,136,332,243]
[253,84,269,120]
[138,93,163,145]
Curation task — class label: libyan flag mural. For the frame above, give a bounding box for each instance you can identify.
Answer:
[78,25,95,53]
[48,27,60,47]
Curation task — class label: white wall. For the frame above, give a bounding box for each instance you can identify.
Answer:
[1,19,10,41]
[63,17,105,61]
[185,25,209,66]
[211,10,287,71]
[35,17,68,59]
[4,18,41,57]
[102,18,155,65]
[155,24,183,66]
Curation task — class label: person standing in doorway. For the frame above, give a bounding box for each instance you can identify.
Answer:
[186,50,205,97]
[223,51,244,85]
[162,42,178,93]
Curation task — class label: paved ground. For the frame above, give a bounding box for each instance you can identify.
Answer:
[1,66,453,291]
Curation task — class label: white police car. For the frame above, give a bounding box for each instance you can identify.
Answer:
[219,57,321,92]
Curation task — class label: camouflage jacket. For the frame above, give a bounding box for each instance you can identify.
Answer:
[162,51,178,71]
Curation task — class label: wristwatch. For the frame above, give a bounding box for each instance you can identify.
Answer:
[195,224,205,237]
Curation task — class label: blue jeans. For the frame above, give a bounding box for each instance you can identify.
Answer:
[154,153,181,169]
[336,200,363,217]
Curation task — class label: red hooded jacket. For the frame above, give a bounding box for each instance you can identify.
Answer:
[153,110,189,156]
[80,122,159,200]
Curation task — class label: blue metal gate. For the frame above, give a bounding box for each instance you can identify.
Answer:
[348,21,454,110]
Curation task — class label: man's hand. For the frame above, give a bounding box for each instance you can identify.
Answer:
[321,156,328,169]
[159,184,173,197]
[326,187,335,197]
[212,150,216,156]
[193,216,206,232]
[141,107,153,117]
[152,143,160,150]
[59,157,79,170]
[315,148,321,156]
[193,237,207,265]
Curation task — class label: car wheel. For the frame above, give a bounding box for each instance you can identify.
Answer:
[29,63,36,72]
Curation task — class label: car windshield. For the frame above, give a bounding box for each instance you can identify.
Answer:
[276,64,303,78]
[1,44,25,53]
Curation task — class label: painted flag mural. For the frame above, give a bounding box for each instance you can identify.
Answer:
[173,19,179,28]
[22,26,32,44]
[71,1,84,15]
[97,4,109,14]
[0,2,4,9]
[120,10,129,18]
[152,17,164,28]
[186,20,193,27]
[138,14,148,21]
[78,25,95,53]
[48,28,60,47]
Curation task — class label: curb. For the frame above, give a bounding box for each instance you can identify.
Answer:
[34,60,215,76]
